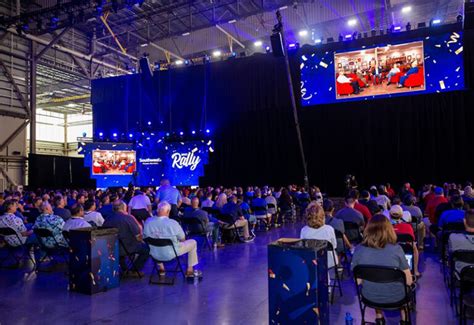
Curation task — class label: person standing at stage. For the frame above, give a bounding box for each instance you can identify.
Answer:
[156,179,182,220]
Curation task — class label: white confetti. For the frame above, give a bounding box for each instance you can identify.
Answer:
[319,61,328,68]
[439,80,446,90]
[302,55,308,61]
[455,46,463,55]
[300,63,305,69]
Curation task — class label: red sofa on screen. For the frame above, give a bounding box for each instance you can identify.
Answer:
[347,74,365,87]
[336,82,354,96]
[404,67,424,88]
[93,166,102,174]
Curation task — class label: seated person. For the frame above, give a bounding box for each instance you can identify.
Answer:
[265,191,279,225]
[354,69,368,87]
[183,197,223,248]
[63,204,93,231]
[402,195,426,249]
[386,63,400,85]
[449,209,474,274]
[0,200,35,248]
[352,215,413,325]
[221,195,255,242]
[324,199,351,253]
[390,205,421,277]
[335,195,365,242]
[33,202,68,248]
[371,65,383,85]
[103,200,149,274]
[251,189,271,228]
[84,199,105,227]
[337,70,360,94]
[439,195,465,228]
[397,61,419,88]
[144,201,201,277]
[201,192,214,208]
[25,197,42,223]
[53,195,71,221]
[300,202,337,268]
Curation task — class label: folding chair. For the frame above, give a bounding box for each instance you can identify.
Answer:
[0,227,36,270]
[459,265,474,325]
[353,265,415,324]
[252,205,269,231]
[181,217,213,250]
[266,203,279,225]
[334,229,350,275]
[327,241,343,304]
[33,228,69,272]
[448,250,474,315]
[440,223,465,283]
[118,239,143,279]
[344,221,363,244]
[279,204,296,224]
[144,237,186,285]
[397,233,416,275]
[215,213,242,243]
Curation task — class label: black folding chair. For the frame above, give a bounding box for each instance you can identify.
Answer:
[144,237,186,285]
[448,250,474,315]
[0,227,35,270]
[33,228,69,272]
[181,217,212,250]
[397,233,416,275]
[344,221,363,244]
[118,239,143,279]
[459,265,474,325]
[252,205,269,231]
[266,203,279,224]
[334,229,350,275]
[279,204,296,223]
[440,223,465,282]
[326,241,343,304]
[215,213,242,243]
[353,265,414,324]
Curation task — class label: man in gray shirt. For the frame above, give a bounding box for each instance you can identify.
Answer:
[335,195,365,242]
[449,209,474,273]
[156,179,182,219]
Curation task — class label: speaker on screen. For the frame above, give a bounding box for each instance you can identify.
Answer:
[271,32,285,57]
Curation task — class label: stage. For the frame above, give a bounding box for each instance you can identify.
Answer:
[0,222,455,324]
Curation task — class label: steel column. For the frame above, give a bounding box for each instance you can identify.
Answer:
[29,40,37,154]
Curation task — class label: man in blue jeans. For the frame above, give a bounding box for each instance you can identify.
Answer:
[398,61,419,88]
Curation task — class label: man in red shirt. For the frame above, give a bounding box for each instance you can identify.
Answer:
[350,189,372,222]
[425,187,448,225]
[390,205,421,277]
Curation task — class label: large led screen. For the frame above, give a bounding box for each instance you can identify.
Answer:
[300,30,464,106]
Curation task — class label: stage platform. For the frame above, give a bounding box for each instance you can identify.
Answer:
[0,222,455,324]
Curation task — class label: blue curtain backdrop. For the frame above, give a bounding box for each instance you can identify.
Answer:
[90,30,474,195]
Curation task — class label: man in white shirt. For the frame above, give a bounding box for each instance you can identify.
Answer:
[144,201,201,277]
[128,190,152,223]
[386,63,400,85]
[63,204,92,232]
[337,71,360,94]
[84,200,105,227]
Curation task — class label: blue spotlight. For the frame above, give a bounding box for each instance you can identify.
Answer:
[206,129,210,134]
[179,131,184,136]
[191,130,196,135]
[166,132,170,136]
[147,121,152,126]
[99,132,104,137]
[129,133,133,138]
[112,132,118,138]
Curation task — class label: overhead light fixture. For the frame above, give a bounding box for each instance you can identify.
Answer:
[431,18,441,25]
[182,32,190,36]
[393,26,402,31]
[298,30,308,37]
[314,38,322,44]
[347,18,357,27]
[66,103,77,108]
[212,50,221,57]
[254,40,263,47]
[228,19,237,24]
[401,6,412,14]
[175,60,184,65]
[279,6,288,10]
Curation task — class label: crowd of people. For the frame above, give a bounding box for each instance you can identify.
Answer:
[1,179,474,322]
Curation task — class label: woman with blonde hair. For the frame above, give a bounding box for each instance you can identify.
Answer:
[351,214,413,325]
[300,201,337,267]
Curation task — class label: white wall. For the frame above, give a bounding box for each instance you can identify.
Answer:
[0,116,27,189]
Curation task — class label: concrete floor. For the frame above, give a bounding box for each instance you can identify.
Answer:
[0,223,459,325]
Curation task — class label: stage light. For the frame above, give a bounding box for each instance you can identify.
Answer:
[147,121,152,125]
[154,62,160,70]
[203,55,211,64]
[314,38,322,44]
[179,131,184,136]
[112,133,117,138]
[99,132,104,137]
[175,60,184,65]
[279,5,288,10]
[228,19,237,24]
[140,42,148,47]
[402,6,412,14]
[406,22,412,31]
[206,129,210,134]
[166,132,170,136]
[254,40,263,47]
[298,30,308,37]
[345,34,352,39]
[347,19,357,27]
[129,133,133,138]
[393,26,402,31]
[212,50,222,57]
[288,43,299,50]
[182,32,190,36]
[230,51,237,57]
[184,59,190,65]
[431,19,441,26]
[192,130,196,135]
